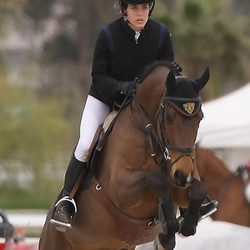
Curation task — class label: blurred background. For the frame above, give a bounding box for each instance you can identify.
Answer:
[0,0,249,230]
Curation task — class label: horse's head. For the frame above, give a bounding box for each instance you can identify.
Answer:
[161,68,209,188]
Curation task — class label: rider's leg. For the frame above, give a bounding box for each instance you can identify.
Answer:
[50,95,109,230]
[50,154,86,228]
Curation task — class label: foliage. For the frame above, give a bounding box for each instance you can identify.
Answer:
[0,1,23,38]
[42,33,80,62]
[0,64,74,208]
[23,0,55,22]
[158,0,250,99]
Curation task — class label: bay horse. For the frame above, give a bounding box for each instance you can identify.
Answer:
[195,146,250,227]
[39,62,210,250]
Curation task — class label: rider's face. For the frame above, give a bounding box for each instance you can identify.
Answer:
[125,4,150,31]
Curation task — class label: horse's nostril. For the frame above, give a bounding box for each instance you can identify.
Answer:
[174,169,192,188]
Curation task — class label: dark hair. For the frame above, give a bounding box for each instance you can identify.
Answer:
[120,1,128,14]
[120,0,154,4]
[118,0,155,16]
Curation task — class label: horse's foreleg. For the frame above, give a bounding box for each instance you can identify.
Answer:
[147,170,179,250]
[157,197,179,250]
[178,179,207,236]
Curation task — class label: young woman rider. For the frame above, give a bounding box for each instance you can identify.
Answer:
[50,0,216,231]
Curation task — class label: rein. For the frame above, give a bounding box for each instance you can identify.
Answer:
[129,100,170,169]
[129,93,201,170]
[157,96,201,165]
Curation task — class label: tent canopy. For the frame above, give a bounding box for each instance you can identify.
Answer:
[197,83,250,148]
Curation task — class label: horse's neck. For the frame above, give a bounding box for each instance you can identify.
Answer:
[135,66,169,119]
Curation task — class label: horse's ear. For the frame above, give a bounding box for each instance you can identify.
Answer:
[195,67,210,90]
[166,70,176,93]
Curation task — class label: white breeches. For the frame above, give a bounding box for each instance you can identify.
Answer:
[74,95,110,162]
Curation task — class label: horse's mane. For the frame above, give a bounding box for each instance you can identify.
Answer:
[137,61,172,83]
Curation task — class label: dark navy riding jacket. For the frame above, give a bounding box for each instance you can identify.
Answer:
[89,17,174,108]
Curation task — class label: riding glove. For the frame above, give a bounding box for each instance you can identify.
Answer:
[119,80,137,97]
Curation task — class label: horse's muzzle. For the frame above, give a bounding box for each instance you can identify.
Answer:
[173,169,193,188]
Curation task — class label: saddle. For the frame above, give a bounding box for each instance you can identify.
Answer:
[69,96,133,199]
[87,110,119,175]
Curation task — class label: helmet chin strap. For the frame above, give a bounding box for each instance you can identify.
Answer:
[149,2,155,16]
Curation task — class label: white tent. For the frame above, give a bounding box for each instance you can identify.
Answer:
[197,83,250,171]
[136,218,250,250]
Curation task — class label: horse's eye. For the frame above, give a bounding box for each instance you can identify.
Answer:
[166,112,172,122]
[166,108,175,123]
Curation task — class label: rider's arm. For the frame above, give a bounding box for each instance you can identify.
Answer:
[90,29,130,107]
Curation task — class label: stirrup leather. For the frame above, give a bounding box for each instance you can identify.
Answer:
[49,196,77,232]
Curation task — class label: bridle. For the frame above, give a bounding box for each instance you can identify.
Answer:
[129,90,202,170]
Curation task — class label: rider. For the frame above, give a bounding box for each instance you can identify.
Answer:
[50,0,217,231]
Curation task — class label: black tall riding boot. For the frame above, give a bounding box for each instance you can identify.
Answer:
[50,154,87,232]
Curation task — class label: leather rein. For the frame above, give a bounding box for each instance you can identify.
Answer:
[129,92,202,170]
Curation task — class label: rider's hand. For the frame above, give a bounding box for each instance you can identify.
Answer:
[119,80,137,96]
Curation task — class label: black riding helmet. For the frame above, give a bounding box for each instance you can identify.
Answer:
[121,0,155,3]
[118,0,155,16]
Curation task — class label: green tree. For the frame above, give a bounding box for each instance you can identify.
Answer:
[0,64,74,207]
[159,0,250,99]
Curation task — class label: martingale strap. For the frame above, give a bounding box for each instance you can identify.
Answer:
[90,178,161,245]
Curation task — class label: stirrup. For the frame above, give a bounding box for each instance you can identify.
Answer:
[200,200,219,219]
[49,218,72,232]
[49,196,77,232]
